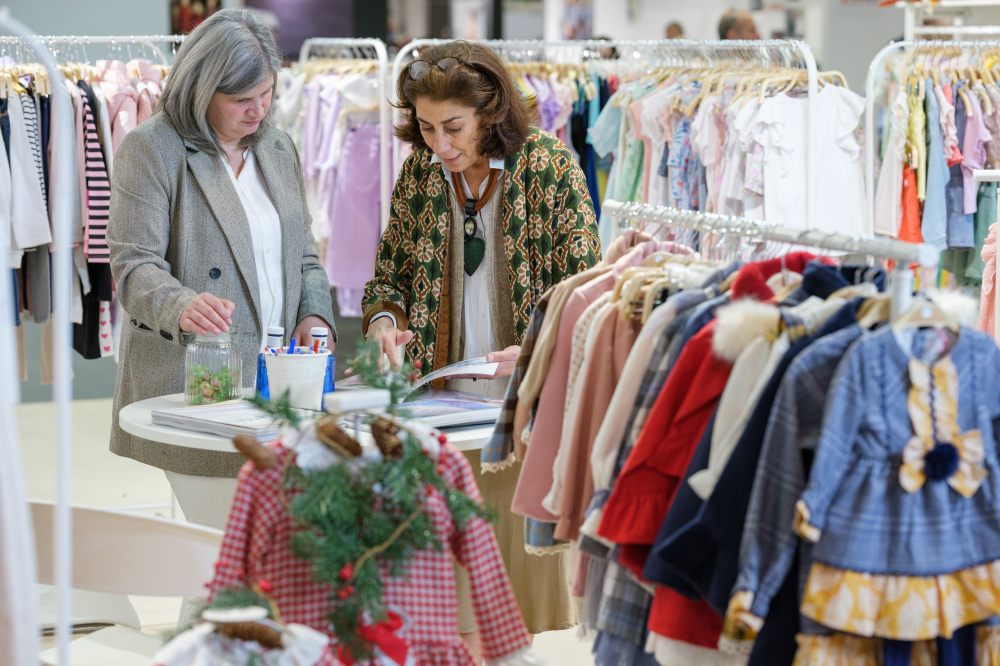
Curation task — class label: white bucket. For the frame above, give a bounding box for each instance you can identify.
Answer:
[264,350,330,411]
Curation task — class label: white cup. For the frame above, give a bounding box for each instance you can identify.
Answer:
[264,350,331,411]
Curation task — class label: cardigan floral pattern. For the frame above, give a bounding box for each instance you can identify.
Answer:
[362,128,602,373]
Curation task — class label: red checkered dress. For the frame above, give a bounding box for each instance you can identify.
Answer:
[208,442,532,665]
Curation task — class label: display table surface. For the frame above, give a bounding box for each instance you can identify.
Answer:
[119,393,496,455]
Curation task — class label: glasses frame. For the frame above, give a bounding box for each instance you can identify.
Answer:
[406,50,480,81]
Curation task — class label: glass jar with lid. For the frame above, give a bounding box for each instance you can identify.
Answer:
[184,333,242,405]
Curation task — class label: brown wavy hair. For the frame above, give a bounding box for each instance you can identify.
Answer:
[394,41,537,159]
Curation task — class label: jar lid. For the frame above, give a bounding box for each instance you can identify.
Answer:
[267,326,284,336]
[309,326,328,337]
[194,332,232,341]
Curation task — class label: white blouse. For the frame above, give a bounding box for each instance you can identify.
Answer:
[221,149,284,349]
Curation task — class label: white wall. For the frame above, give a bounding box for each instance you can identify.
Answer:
[815,1,900,93]
[591,0,750,41]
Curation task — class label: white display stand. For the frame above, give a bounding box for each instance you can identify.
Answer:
[119,393,497,455]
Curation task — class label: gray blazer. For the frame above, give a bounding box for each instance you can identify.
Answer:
[108,114,334,477]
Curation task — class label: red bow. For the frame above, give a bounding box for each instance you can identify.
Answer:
[337,612,409,666]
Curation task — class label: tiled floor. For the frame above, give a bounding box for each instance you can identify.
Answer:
[18,398,596,663]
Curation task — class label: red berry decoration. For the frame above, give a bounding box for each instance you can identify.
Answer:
[437,433,448,444]
[337,585,354,600]
[258,579,273,594]
[339,563,354,581]
[413,360,422,370]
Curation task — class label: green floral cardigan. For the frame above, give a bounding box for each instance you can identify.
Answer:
[362,128,602,374]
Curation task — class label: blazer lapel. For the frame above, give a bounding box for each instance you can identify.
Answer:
[185,144,263,334]
[252,132,302,330]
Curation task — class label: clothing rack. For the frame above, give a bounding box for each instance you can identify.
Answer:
[0,10,76,666]
[390,38,821,228]
[604,199,939,316]
[864,38,1000,227]
[0,34,184,65]
[298,37,390,231]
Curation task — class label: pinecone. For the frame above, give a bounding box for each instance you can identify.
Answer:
[371,417,404,460]
[315,417,363,458]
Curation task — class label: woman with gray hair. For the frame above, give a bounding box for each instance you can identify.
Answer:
[107,8,335,526]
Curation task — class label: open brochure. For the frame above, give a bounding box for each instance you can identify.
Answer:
[410,357,499,392]
[151,400,313,441]
[337,357,500,398]
[400,388,502,429]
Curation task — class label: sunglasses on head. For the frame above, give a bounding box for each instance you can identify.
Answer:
[407,55,474,81]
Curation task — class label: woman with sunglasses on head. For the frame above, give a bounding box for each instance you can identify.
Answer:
[362,41,601,654]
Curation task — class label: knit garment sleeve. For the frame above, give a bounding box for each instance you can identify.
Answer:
[439,448,532,661]
[208,447,291,596]
[795,340,868,540]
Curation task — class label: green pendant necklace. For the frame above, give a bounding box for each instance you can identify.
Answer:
[451,169,501,276]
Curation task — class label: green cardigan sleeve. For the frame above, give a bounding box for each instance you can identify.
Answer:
[549,144,602,281]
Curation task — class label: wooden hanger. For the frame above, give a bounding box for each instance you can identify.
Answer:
[639,271,685,323]
[976,80,994,115]
[820,70,849,88]
[957,84,974,117]
[892,296,958,332]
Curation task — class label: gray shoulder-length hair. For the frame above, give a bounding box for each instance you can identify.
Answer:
[159,8,281,153]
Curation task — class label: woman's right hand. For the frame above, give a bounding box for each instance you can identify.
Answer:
[367,316,415,370]
[180,292,236,335]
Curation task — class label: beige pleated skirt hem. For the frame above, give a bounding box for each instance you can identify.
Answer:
[454,450,578,635]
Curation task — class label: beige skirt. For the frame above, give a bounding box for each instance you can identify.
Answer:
[454,449,578,634]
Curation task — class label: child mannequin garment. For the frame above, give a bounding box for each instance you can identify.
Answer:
[208,436,536,665]
[795,326,1000,641]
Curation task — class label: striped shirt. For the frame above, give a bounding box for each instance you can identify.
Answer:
[17,93,46,210]
[79,87,111,263]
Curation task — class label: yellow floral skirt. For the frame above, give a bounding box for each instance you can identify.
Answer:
[793,625,1000,665]
[800,561,1000,641]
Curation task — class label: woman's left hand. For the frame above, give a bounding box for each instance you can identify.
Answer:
[291,316,336,352]
[487,345,521,378]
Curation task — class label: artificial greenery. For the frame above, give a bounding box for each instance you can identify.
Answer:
[344,339,420,410]
[206,587,278,618]
[186,364,237,404]
[234,340,493,661]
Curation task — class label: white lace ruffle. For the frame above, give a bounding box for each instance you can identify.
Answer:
[485,646,548,666]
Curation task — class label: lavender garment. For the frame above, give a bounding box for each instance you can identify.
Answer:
[529,75,561,134]
[947,85,973,248]
[962,92,992,214]
[325,123,381,317]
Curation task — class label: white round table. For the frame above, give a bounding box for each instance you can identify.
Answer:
[118,393,496,454]
[120,393,497,528]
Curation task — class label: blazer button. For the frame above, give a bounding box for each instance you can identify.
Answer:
[209,267,222,279]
